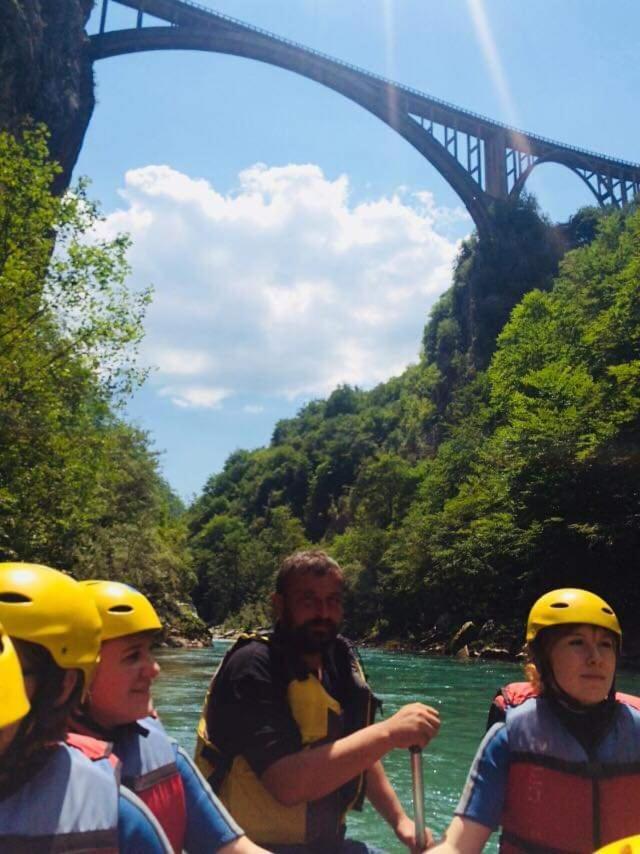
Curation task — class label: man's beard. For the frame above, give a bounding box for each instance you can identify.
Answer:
[283,616,339,654]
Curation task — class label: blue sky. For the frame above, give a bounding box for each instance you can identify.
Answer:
[77,0,640,500]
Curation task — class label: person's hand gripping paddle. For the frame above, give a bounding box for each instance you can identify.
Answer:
[410,745,426,851]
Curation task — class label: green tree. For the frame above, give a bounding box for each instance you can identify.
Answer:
[0,126,198,633]
[190,199,639,643]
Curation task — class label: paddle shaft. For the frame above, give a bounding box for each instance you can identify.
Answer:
[410,746,426,851]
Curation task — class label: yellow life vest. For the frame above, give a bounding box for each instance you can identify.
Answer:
[195,632,377,847]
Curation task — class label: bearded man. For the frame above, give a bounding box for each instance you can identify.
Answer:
[195,550,440,854]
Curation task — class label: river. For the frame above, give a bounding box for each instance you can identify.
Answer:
[154,643,640,853]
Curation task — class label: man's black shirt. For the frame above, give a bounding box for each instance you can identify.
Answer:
[206,630,363,777]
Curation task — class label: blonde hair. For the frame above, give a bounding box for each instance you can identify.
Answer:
[523,626,563,694]
[524,659,543,693]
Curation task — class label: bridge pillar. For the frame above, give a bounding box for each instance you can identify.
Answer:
[484,130,508,199]
[620,180,629,205]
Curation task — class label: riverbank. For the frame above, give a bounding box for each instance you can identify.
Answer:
[200,618,640,670]
[203,615,523,662]
[200,621,518,662]
[164,600,640,670]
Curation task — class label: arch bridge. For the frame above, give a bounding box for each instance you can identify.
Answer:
[92,0,640,239]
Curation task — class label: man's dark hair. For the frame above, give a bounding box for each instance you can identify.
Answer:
[275,549,344,596]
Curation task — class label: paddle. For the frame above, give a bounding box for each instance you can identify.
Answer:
[410,745,426,851]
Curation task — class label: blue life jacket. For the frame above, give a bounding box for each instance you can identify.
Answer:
[0,742,119,852]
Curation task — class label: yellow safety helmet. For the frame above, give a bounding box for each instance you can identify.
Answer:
[80,580,162,642]
[0,621,30,728]
[595,836,640,854]
[526,588,621,644]
[0,563,102,688]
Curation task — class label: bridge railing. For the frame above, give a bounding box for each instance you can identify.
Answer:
[115,0,640,171]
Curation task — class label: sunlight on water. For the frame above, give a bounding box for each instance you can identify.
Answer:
[154,643,640,853]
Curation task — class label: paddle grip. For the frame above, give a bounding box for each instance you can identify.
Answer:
[409,746,426,851]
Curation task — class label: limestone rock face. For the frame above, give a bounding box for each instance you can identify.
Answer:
[0,0,95,189]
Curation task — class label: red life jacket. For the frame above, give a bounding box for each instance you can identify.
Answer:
[500,697,640,853]
[67,731,120,773]
[493,681,640,714]
[70,717,187,854]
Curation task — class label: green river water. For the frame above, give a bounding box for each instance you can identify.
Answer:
[155,643,640,853]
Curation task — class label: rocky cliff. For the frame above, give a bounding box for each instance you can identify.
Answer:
[0,0,95,189]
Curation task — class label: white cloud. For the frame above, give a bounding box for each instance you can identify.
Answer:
[243,404,265,414]
[414,191,473,230]
[159,385,230,409]
[152,348,214,376]
[100,163,468,408]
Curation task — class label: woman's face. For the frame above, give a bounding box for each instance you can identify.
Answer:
[88,633,160,728]
[549,624,616,705]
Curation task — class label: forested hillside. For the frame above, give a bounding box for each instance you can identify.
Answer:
[190,198,640,649]
[4,126,636,650]
[0,127,203,637]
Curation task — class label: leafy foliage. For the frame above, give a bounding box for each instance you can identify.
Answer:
[190,196,640,642]
[0,127,199,634]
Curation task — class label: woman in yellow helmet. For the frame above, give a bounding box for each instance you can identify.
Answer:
[0,562,173,853]
[71,579,269,854]
[430,588,640,854]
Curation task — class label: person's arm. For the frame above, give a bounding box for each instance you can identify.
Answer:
[430,724,508,854]
[218,838,271,854]
[366,760,433,851]
[429,816,492,853]
[175,745,271,853]
[261,702,440,806]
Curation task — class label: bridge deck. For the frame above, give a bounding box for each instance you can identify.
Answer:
[105,0,639,175]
